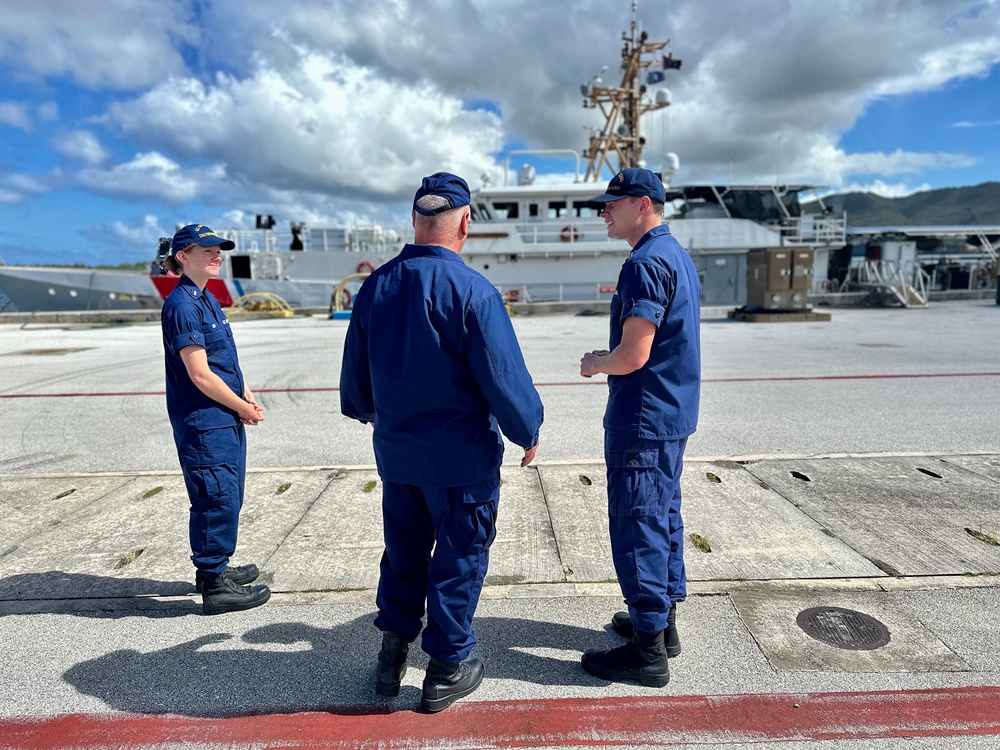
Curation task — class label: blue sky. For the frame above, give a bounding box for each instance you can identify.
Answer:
[1,0,998,267]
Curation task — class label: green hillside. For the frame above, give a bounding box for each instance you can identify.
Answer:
[805,182,1000,226]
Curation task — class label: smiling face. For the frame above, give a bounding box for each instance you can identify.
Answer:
[176,243,223,287]
[600,196,642,242]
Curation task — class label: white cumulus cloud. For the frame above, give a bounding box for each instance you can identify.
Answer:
[51,130,110,165]
[76,152,228,204]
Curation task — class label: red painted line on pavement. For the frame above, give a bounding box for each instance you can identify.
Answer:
[3,371,1000,399]
[3,687,1000,749]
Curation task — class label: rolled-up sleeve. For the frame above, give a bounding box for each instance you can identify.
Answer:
[163,305,207,354]
[466,293,544,449]
[618,261,673,327]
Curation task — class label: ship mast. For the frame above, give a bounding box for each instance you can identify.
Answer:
[581,0,678,182]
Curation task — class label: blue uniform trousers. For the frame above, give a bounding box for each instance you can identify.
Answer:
[375,475,499,663]
[175,424,247,577]
[605,433,687,634]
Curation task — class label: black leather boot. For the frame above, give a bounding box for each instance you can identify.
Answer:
[195,563,260,593]
[582,628,669,687]
[611,604,680,657]
[201,574,270,615]
[374,632,409,697]
[421,657,484,713]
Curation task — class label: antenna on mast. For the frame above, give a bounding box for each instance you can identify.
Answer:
[580,0,681,182]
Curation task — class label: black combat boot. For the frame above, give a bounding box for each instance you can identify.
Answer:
[421,657,484,713]
[582,628,669,687]
[201,574,271,615]
[195,563,260,593]
[611,604,681,658]
[374,632,409,697]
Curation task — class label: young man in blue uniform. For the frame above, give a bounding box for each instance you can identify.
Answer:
[579,168,701,686]
[161,224,271,616]
[340,172,544,712]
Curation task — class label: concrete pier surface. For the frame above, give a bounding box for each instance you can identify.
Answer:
[1,300,998,748]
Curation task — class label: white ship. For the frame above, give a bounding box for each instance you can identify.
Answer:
[4,2,991,314]
[146,0,846,311]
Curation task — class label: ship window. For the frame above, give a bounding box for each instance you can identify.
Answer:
[230,255,252,279]
[491,201,519,220]
[547,201,568,218]
[529,203,539,218]
[573,201,598,218]
[476,202,493,220]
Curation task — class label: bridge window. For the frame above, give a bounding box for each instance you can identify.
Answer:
[547,201,568,219]
[491,201,519,219]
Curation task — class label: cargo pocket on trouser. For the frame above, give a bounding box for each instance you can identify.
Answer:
[178,427,243,570]
[422,474,500,663]
[606,442,672,632]
[463,475,500,551]
[606,448,664,518]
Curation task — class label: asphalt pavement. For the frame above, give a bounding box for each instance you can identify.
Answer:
[1,300,999,749]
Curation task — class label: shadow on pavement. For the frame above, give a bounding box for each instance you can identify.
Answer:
[0,570,198,617]
[63,615,600,716]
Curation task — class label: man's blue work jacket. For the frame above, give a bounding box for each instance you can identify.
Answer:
[161,275,245,433]
[606,224,701,440]
[340,243,544,488]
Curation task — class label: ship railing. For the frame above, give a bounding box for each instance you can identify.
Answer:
[218,229,280,253]
[780,215,847,246]
[506,218,616,247]
[218,226,414,254]
[495,282,620,304]
[971,231,998,262]
[839,259,929,307]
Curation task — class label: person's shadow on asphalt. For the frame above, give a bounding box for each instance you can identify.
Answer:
[0,571,199,616]
[62,615,603,716]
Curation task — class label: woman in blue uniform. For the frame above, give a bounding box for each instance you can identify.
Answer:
[160,224,271,615]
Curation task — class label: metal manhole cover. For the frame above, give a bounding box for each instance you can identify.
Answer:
[796,607,891,651]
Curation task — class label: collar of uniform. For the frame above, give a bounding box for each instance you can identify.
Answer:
[176,274,203,299]
[398,243,464,262]
[630,223,672,256]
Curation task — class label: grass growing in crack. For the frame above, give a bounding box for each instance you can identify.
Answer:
[688,533,712,553]
[965,527,1000,546]
[115,548,145,569]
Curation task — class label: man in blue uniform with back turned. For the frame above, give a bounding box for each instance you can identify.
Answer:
[340,172,544,712]
[579,167,701,687]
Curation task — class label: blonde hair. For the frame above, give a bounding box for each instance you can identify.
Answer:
[163,244,196,275]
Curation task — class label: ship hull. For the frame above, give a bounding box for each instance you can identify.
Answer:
[0,266,162,313]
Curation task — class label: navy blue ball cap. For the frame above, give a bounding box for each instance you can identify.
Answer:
[588,167,666,205]
[171,224,236,254]
[413,172,471,216]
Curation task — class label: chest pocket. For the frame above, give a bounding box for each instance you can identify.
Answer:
[202,328,229,357]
